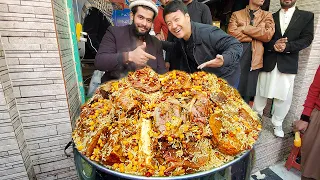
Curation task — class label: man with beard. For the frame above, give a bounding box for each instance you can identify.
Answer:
[228,0,275,104]
[253,0,314,137]
[95,0,167,83]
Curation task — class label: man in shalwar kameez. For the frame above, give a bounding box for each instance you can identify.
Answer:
[253,0,314,137]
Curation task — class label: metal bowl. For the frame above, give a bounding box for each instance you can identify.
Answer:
[74,147,251,180]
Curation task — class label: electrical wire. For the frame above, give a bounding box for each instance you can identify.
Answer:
[83,75,93,83]
[87,34,98,53]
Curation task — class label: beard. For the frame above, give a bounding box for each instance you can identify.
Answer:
[280,0,296,8]
[133,21,151,37]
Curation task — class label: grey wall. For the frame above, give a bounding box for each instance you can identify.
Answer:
[0,0,80,179]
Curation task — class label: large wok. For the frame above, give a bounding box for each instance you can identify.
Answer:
[73,145,252,180]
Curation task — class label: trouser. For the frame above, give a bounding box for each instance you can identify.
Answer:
[252,81,294,127]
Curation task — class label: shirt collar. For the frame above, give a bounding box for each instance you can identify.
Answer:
[245,5,261,15]
[187,0,195,6]
[280,5,296,14]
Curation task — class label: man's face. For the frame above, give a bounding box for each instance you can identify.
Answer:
[160,0,171,6]
[280,0,297,8]
[165,10,191,40]
[251,0,265,7]
[132,6,154,36]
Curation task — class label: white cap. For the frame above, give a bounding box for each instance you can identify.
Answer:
[129,0,158,16]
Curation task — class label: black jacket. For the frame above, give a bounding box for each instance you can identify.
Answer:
[166,22,242,86]
[263,8,314,74]
[186,0,212,25]
[95,24,166,82]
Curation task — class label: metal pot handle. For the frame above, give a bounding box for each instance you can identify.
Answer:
[64,140,73,157]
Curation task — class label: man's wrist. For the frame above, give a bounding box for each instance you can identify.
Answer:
[300,114,310,123]
[123,52,131,64]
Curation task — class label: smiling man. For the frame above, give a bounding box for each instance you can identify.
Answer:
[163,0,243,87]
[95,0,166,83]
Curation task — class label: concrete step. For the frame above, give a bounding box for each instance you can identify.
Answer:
[251,161,301,180]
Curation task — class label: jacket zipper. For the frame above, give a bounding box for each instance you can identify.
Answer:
[192,43,200,67]
[181,44,191,72]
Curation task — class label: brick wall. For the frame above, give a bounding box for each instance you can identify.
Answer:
[268,0,320,129]
[0,38,34,180]
[0,0,80,179]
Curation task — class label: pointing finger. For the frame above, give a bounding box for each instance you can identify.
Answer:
[197,62,209,69]
[144,52,156,60]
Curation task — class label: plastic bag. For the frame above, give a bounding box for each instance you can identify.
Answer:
[87,70,105,98]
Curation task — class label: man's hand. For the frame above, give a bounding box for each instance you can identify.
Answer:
[128,42,156,66]
[274,37,288,52]
[165,62,170,71]
[275,37,288,44]
[197,54,224,69]
[155,33,165,41]
[239,26,246,32]
[293,120,309,133]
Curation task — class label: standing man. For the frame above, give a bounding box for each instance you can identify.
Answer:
[182,0,212,25]
[154,0,171,41]
[154,0,171,71]
[294,65,320,180]
[95,0,167,83]
[163,0,242,87]
[253,0,314,137]
[228,0,275,103]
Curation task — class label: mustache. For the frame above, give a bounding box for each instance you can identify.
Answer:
[137,25,148,31]
[133,21,151,36]
[280,0,295,7]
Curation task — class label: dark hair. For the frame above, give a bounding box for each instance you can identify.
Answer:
[131,5,156,20]
[163,0,188,19]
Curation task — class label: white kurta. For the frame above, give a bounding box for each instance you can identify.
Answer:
[256,64,295,101]
[255,6,296,101]
[253,6,297,127]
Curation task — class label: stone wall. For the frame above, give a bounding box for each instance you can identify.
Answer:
[0,0,80,179]
[0,37,35,180]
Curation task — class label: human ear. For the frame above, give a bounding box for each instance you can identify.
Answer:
[185,13,190,21]
[130,12,134,21]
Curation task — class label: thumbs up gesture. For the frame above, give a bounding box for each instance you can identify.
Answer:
[128,42,156,66]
